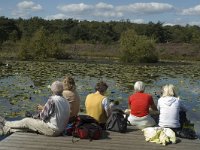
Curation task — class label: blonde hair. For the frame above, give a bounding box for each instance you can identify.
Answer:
[51,81,63,95]
[162,84,177,97]
[134,81,145,92]
[63,76,76,91]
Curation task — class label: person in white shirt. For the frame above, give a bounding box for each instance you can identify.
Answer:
[157,84,187,129]
[0,81,70,136]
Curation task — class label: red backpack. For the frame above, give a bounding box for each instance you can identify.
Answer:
[65,115,102,142]
[74,122,102,140]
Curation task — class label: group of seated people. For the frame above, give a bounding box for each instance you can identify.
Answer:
[0,77,188,137]
[126,81,187,132]
[85,80,188,135]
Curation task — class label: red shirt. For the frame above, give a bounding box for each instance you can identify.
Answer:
[128,92,153,117]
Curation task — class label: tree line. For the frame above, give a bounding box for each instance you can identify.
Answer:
[0,16,200,62]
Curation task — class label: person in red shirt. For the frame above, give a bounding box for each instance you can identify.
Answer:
[127,81,157,129]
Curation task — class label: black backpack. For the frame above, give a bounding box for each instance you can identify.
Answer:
[106,109,128,133]
[176,128,197,139]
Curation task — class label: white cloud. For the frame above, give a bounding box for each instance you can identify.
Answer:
[52,2,175,21]
[131,19,145,24]
[181,5,200,15]
[94,11,123,17]
[45,13,67,20]
[57,3,92,13]
[166,18,200,27]
[95,2,114,10]
[94,2,122,18]
[12,9,29,18]
[188,21,200,26]
[56,2,122,19]
[116,2,174,14]
[12,1,42,18]
[17,1,42,11]
[163,23,176,26]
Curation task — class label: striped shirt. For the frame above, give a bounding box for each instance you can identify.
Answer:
[40,97,55,122]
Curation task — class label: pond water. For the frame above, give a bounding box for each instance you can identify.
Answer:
[0,60,200,136]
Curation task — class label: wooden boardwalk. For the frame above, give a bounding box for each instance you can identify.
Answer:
[0,128,199,150]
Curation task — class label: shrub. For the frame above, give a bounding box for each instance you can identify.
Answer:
[120,29,158,63]
[30,27,50,59]
[18,38,33,60]
[18,27,72,60]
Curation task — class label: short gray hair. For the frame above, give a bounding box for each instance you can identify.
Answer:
[51,81,63,95]
[134,81,145,92]
[162,84,177,97]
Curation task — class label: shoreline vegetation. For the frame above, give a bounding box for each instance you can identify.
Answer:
[1,43,200,63]
[0,17,200,63]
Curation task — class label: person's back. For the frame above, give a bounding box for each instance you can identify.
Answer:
[128,81,157,129]
[129,92,153,117]
[63,90,80,118]
[157,84,187,129]
[157,96,181,128]
[156,84,199,139]
[85,92,107,123]
[85,81,110,128]
[62,76,80,118]
[47,95,70,132]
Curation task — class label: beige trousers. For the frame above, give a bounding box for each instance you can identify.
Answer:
[4,118,60,136]
[128,114,156,129]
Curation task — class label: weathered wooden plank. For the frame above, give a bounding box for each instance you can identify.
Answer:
[6,131,200,145]
[0,131,199,150]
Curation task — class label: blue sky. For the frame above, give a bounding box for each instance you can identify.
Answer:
[0,0,200,26]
